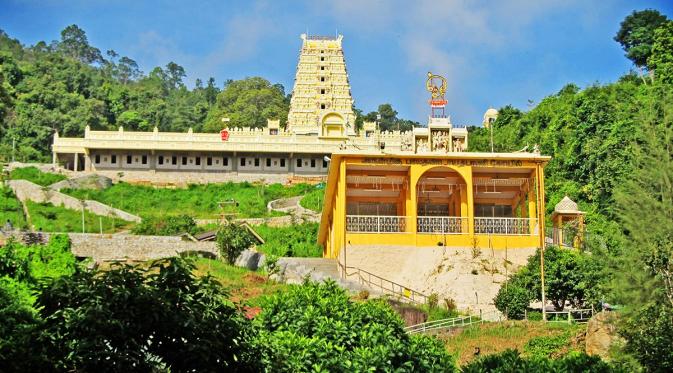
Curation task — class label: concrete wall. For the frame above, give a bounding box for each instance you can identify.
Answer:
[7,180,141,222]
[342,245,536,315]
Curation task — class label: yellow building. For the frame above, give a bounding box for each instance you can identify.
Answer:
[318,150,551,260]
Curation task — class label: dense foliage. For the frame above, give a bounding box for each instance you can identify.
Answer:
[255,222,322,257]
[0,185,26,229]
[254,281,455,372]
[461,349,620,372]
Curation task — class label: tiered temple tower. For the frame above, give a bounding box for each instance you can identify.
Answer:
[287,34,356,137]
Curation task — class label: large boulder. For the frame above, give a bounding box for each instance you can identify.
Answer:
[50,174,113,191]
[585,311,623,359]
[234,249,262,270]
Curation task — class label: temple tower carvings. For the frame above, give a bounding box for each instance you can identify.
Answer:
[287,34,356,137]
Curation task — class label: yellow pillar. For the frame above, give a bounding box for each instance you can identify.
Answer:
[406,167,421,233]
[537,164,546,248]
[528,178,537,235]
[463,168,474,235]
[337,162,346,258]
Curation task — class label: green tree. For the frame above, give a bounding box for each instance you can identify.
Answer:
[58,24,103,64]
[648,21,673,83]
[203,77,289,131]
[614,9,669,69]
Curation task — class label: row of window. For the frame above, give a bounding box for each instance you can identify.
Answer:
[93,155,327,168]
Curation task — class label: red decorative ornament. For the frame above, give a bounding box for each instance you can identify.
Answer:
[220,129,229,141]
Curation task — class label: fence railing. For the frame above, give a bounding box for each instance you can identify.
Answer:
[405,310,503,334]
[474,217,537,235]
[346,215,407,233]
[344,265,427,304]
[417,216,466,234]
[546,308,594,323]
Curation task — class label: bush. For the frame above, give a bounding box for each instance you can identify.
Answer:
[494,281,532,319]
[462,349,619,372]
[524,331,575,359]
[621,303,673,372]
[216,223,256,264]
[254,281,455,372]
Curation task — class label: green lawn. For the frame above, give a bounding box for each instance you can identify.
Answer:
[254,222,322,257]
[299,187,324,212]
[9,167,67,186]
[64,181,314,219]
[26,201,133,233]
[0,186,27,229]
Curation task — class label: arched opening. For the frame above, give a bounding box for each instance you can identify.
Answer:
[416,167,467,234]
[321,112,345,137]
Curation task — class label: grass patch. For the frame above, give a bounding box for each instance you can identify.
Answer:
[26,201,133,233]
[0,185,27,229]
[64,181,313,219]
[192,257,288,306]
[254,222,322,257]
[439,321,584,366]
[299,187,324,212]
[10,167,67,186]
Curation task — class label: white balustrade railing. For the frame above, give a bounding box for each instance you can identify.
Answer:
[417,216,466,234]
[346,215,407,233]
[474,217,537,235]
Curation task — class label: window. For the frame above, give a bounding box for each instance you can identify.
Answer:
[320,89,326,94]
[95,155,100,163]
[311,159,316,168]
[126,155,132,164]
[296,159,302,168]
[240,158,246,166]
[172,156,177,165]
[320,66,325,70]
[266,158,271,167]
[254,158,260,167]
[323,159,328,168]
[320,50,324,54]
[223,157,229,166]
[320,56,325,61]
[195,157,201,166]
[320,77,325,82]
[111,155,117,164]
[141,155,147,164]
[320,104,326,109]
[158,155,164,165]
[280,159,286,167]
[207,157,212,166]
[182,157,187,165]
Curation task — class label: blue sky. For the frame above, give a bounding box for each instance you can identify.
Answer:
[1,0,671,125]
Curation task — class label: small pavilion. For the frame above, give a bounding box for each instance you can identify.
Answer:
[550,196,585,248]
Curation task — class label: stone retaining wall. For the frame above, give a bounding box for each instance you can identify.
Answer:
[7,180,141,222]
[2,231,217,262]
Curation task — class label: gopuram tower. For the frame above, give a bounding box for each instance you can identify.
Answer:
[287,34,356,137]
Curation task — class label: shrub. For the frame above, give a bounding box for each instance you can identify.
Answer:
[494,281,531,320]
[621,303,673,372]
[255,281,455,371]
[462,349,619,372]
[427,293,439,309]
[444,297,457,312]
[216,223,256,264]
[524,331,574,359]
[132,214,197,236]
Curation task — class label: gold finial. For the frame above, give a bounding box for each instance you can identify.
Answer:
[426,72,447,100]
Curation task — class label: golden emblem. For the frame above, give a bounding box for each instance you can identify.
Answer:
[426,72,447,100]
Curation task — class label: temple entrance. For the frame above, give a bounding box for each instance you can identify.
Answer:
[416,167,467,234]
[321,112,345,137]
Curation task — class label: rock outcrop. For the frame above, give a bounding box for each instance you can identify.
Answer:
[585,311,623,359]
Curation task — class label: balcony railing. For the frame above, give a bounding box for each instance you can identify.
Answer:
[417,216,466,234]
[346,215,407,233]
[474,217,537,235]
